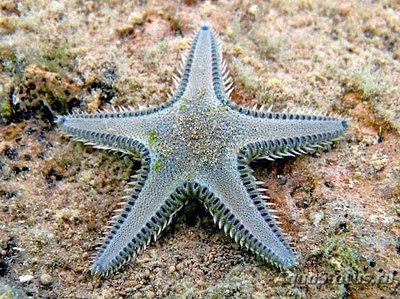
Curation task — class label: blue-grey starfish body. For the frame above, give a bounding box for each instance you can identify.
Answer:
[57,25,348,276]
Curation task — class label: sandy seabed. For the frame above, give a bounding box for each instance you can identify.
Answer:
[0,0,399,298]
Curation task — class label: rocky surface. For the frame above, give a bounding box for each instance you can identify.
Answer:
[0,0,399,298]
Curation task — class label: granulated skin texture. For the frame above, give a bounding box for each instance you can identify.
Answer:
[0,1,399,298]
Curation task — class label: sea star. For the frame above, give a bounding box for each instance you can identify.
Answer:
[57,25,348,276]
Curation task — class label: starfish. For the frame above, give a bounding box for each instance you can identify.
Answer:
[57,25,348,276]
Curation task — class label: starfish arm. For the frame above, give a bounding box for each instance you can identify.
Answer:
[173,25,230,106]
[56,109,170,155]
[232,108,349,160]
[91,161,186,276]
[195,165,296,268]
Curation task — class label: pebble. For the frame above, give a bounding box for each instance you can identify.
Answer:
[146,291,155,299]
[248,4,258,16]
[311,210,325,226]
[19,274,34,283]
[40,273,53,285]
[168,265,176,273]
[176,263,184,271]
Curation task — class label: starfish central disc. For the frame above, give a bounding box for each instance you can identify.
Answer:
[165,91,237,168]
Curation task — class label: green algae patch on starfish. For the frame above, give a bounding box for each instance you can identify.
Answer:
[178,96,190,112]
[147,130,159,147]
[152,159,163,172]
